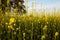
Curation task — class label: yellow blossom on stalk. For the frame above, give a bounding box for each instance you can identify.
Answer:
[9,17,15,24]
[13,32,16,35]
[5,22,8,25]
[14,24,15,26]
[23,33,25,37]
[16,28,19,31]
[43,25,47,30]
[46,22,49,24]
[55,32,59,36]
[8,25,14,29]
[41,35,45,40]
[18,2,21,6]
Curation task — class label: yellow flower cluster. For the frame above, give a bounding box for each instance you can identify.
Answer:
[55,32,59,36]
[41,35,46,40]
[8,25,14,30]
[9,17,15,24]
[18,2,21,6]
[43,25,47,30]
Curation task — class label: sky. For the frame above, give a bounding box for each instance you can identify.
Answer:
[24,0,60,12]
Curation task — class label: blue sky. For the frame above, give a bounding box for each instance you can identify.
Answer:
[29,0,60,4]
[24,0,60,12]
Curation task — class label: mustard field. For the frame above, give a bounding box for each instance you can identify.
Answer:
[0,9,60,40]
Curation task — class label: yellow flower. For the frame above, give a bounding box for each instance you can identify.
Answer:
[16,28,19,30]
[18,2,21,6]
[8,25,13,29]
[55,32,59,36]
[14,23,16,25]
[46,22,49,24]
[13,32,16,35]
[43,25,47,30]
[9,17,15,24]
[5,22,8,25]
[41,35,45,40]
[23,33,25,37]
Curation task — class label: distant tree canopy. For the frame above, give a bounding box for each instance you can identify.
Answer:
[10,0,24,6]
[0,0,24,7]
[0,0,26,13]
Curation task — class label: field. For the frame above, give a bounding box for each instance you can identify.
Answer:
[0,0,60,40]
[0,8,60,40]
